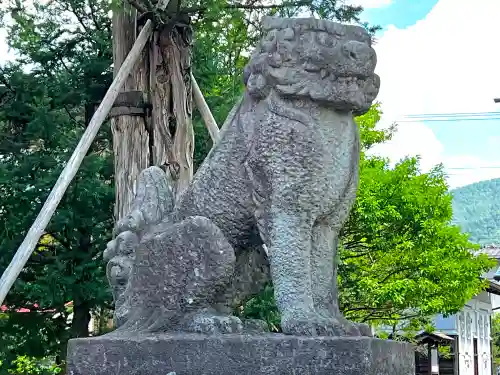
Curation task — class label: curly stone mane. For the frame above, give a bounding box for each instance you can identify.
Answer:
[243,17,380,115]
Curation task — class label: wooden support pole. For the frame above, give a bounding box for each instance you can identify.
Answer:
[0,0,172,304]
[111,2,150,222]
[191,73,220,143]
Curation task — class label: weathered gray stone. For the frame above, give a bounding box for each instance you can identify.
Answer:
[67,14,412,375]
[104,15,380,336]
[67,334,413,375]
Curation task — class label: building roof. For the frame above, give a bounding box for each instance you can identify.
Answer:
[476,246,500,290]
[415,331,455,344]
[486,280,500,295]
[479,245,500,259]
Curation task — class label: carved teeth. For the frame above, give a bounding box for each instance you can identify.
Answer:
[320,69,329,79]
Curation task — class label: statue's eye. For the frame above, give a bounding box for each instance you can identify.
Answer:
[316,32,334,47]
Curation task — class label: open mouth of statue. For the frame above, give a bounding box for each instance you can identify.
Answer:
[303,62,373,81]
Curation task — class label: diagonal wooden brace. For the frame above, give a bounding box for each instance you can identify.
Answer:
[0,0,172,306]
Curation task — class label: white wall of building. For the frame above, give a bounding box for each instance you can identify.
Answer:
[455,293,492,375]
[491,294,500,310]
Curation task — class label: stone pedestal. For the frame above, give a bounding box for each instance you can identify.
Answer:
[67,333,414,375]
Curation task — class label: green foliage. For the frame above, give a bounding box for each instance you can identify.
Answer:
[237,284,281,332]
[0,310,68,372]
[0,0,114,370]
[452,178,500,245]
[0,355,62,375]
[492,313,500,368]
[340,153,493,327]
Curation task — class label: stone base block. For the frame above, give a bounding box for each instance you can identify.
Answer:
[67,333,414,375]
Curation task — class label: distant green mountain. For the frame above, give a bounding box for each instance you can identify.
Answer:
[452,178,500,245]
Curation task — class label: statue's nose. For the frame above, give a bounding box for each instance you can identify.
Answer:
[342,40,375,62]
[342,40,377,71]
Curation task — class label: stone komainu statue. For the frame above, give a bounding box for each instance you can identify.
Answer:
[104,17,380,337]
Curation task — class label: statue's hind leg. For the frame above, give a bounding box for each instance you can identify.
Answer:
[117,215,242,334]
[212,245,271,332]
[104,166,176,327]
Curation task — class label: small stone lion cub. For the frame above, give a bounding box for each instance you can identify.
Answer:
[104,16,380,337]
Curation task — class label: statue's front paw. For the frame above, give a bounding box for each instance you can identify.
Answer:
[316,316,373,337]
[185,311,244,334]
[323,316,361,336]
[107,256,133,288]
[281,311,365,336]
[243,319,269,333]
[104,231,139,327]
[104,231,139,288]
[315,309,371,337]
[281,310,322,336]
[355,322,373,337]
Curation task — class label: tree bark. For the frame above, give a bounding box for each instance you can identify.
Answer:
[112,3,194,216]
[151,22,194,198]
[111,2,151,221]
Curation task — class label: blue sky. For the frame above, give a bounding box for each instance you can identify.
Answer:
[357,0,500,188]
[362,0,438,30]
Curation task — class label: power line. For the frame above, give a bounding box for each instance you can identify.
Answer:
[398,117,500,123]
[405,111,500,118]
[446,166,500,170]
[397,110,500,122]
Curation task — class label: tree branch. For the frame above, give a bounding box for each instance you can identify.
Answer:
[127,0,148,14]
[362,313,422,323]
[59,0,91,34]
[379,266,414,285]
[87,0,102,31]
[181,0,312,15]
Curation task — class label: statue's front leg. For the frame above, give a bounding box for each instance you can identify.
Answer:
[310,222,339,320]
[263,209,320,336]
[311,222,368,336]
[311,172,372,337]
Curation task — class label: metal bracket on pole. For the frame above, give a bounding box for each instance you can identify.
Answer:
[109,91,151,118]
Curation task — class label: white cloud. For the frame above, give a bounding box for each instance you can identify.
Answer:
[370,0,500,189]
[442,155,500,189]
[370,121,444,172]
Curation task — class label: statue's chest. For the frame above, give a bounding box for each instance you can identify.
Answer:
[315,115,359,170]
[307,115,359,209]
